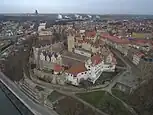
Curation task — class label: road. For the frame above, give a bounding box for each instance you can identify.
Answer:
[103,70,128,93]
[111,48,141,76]
[111,49,131,70]
[0,72,58,115]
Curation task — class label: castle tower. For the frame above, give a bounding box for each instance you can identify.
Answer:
[67,34,75,52]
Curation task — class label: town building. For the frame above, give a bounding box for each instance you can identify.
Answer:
[38,23,46,31]
[38,30,53,40]
[101,34,130,56]
[67,34,75,52]
[132,52,144,65]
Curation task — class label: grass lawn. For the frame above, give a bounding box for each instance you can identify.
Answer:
[77,91,132,115]
[47,91,64,102]
[112,88,130,104]
[54,97,101,115]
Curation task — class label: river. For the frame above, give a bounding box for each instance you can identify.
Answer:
[0,88,21,115]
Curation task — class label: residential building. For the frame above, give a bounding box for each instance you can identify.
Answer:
[132,52,144,65]
[101,34,130,56]
[38,23,46,31]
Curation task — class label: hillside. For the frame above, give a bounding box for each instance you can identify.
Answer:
[129,79,153,115]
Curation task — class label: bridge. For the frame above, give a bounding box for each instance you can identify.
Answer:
[0,72,58,115]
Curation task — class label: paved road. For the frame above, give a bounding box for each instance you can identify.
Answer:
[111,49,131,70]
[103,70,128,93]
[0,72,58,115]
[111,49,141,74]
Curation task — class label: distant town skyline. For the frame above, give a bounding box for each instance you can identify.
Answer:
[1,0,153,14]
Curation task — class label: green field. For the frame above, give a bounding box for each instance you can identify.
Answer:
[77,91,132,115]
[47,91,64,102]
[112,88,130,105]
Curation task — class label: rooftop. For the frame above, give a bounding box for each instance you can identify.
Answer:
[91,54,102,65]
[130,39,152,46]
[85,31,96,38]
[54,64,63,72]
[66,63,87,76]
[101,34,130,44]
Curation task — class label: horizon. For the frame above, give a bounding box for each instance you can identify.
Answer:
[0,12,153,16]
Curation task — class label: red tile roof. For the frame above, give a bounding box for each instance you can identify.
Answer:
[66,63,87,76]
[131,39,151,45]
[77,39,92,44]
[101,34,129,44]
[54,64,63,72]
[112,56,117,65]
[135,52,145,58]
[91,54,102,65]
[86,31,96,38]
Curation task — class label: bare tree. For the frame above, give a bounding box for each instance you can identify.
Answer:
[139,61,153,82]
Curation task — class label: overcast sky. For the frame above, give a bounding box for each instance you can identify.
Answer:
[1,0,153,14]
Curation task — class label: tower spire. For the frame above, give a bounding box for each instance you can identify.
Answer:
[35,10,38,15]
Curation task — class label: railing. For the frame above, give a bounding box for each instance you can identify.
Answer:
[0,81,34,115]
[0,72,38,115]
